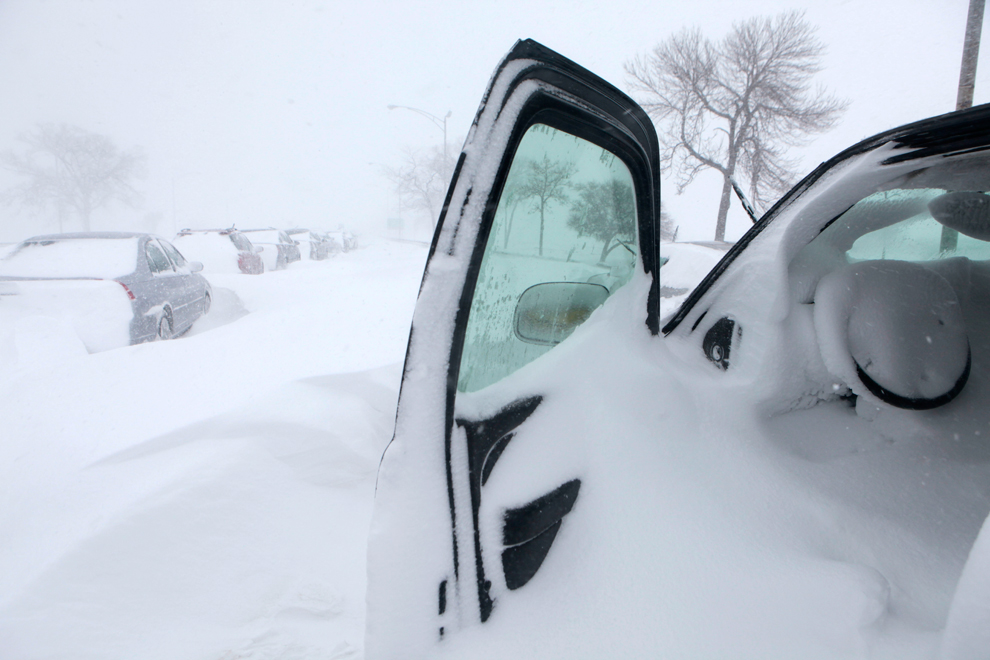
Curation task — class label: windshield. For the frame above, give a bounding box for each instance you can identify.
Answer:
[0,237,139,279]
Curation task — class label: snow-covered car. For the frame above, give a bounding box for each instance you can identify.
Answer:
[366,40,990,659]
[173,228,265,275]
[658,240,732,317]
[0,232,211,350]
[325,229,356,253]
[287,228,335,260]
[240,228,301,270]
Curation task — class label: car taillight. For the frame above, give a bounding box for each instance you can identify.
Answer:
[116,281,136,300]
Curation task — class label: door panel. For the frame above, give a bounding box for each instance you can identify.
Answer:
[365,39,662,659]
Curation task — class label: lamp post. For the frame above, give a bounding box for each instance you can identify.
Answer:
[942,0,986,252]
[387,104,452,164]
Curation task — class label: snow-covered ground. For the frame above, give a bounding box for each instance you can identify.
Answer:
[0,238,428,660]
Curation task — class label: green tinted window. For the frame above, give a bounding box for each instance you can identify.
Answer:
[457,124,638,393]
[841,189,990,262]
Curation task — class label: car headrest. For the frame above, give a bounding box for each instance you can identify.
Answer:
[813,260,969,410]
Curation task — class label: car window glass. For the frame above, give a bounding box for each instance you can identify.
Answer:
[229,233,252,251]
[789,187,990,312]
[842,190,990,262]
[146,241,172,274]
[457,123,638,393]
[805,188,990,264]
[159,239,188,270]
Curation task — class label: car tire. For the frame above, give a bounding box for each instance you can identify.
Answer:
[203,291,212,315]
[158,312,173,341]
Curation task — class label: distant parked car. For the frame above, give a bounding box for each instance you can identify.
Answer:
[240,228,301,270]
[286,228,335,260]
[342,231,357,251]
[325,230,357,253]
[0,232,211,351]
[173,228,264,275]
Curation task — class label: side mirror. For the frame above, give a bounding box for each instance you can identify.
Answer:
[254,246,263,253]
[189,261,204,273]
[514,282,610,346]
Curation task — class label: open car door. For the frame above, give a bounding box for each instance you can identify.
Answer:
[366,40,662,658]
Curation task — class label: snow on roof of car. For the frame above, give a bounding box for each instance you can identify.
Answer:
[0,235,142,280]
[172,232,244,274]
[239,229,289,243]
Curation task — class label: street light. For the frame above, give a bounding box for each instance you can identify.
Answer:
[387,104,452,164]
[941,0,985,253]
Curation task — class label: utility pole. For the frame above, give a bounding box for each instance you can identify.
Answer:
[942,0,986,252]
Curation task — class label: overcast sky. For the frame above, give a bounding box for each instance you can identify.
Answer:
[0,0,986,242]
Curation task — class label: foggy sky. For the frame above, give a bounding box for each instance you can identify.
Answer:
[0,0,985,242]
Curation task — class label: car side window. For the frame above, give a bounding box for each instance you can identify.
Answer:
[158,239,188,272]
[146,241,173,274]
[229,233,252,251]
[457,123,639,393]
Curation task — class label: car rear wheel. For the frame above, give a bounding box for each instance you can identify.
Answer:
[157,313,172,341]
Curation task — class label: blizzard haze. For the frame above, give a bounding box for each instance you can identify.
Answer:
[0,0,987,242]
[4,2,990,659]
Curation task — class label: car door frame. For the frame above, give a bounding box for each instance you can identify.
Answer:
[367,39,664,654]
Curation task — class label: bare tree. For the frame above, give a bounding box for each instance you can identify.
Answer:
[568,178,636,263]
[515,155,576,256]
[1,123,146,232]
[626,12,846,241]
[385,143,456,230]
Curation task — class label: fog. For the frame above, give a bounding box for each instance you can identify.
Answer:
[0,0,986,243]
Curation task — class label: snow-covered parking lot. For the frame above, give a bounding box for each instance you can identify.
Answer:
[0,238,428,659]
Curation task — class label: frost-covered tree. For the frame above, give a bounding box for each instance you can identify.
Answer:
[626,12,846,241]
[1,123,146,231]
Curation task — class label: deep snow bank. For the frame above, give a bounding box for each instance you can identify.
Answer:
[0,238,427,659]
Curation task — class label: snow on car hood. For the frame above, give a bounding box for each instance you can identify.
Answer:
[0,237,140,280]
